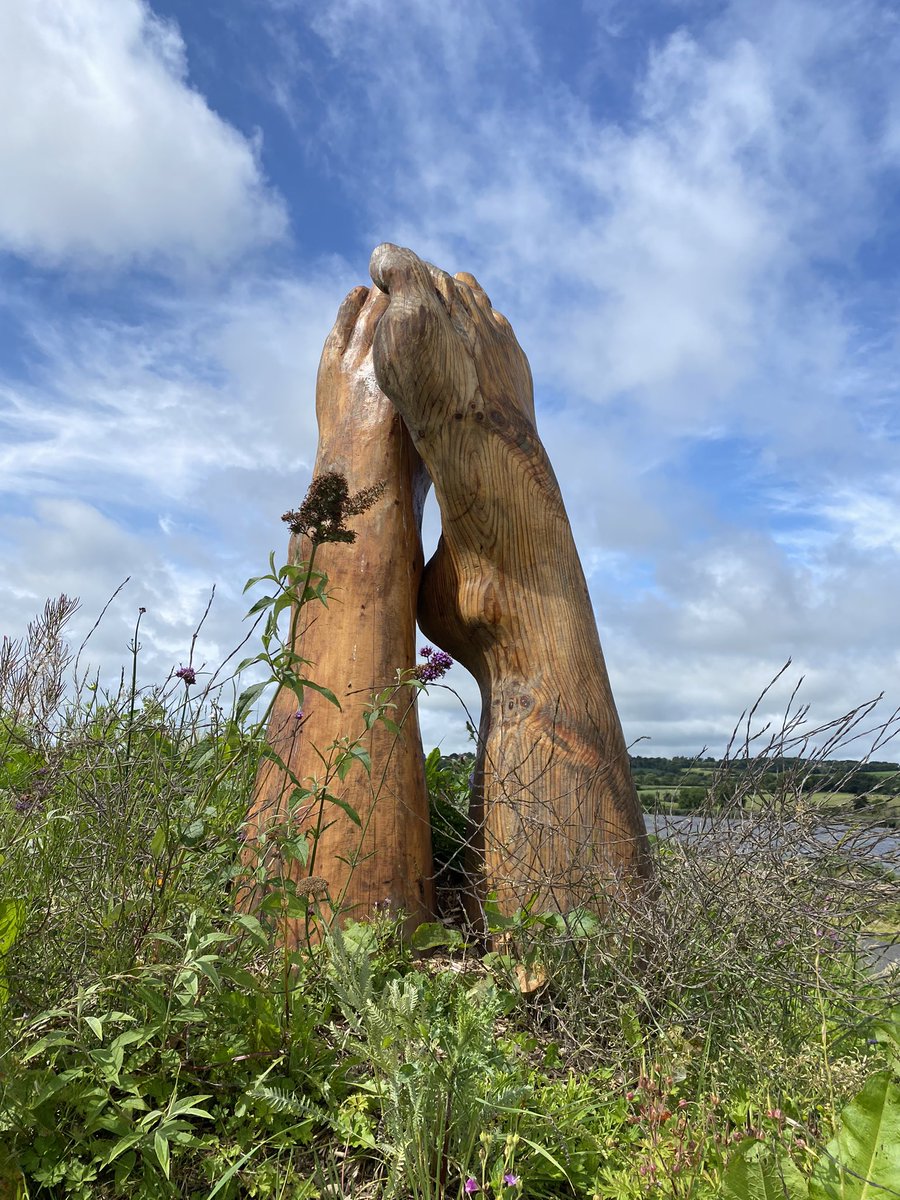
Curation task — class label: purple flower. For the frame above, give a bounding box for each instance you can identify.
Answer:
[175,665,197,685]
[414,647,453,683]
[503,1176,520,1187]
[464,1181,480,1195]
[294,708,305,721]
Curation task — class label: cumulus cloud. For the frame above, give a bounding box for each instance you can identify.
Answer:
[0,265,364,701]
[5,0,900,762]
[246,0,900,754]
[0,272,351,506]
[0,0,286,268]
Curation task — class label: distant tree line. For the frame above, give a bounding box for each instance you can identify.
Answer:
[628,755,898,801]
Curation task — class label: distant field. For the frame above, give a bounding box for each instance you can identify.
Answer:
[638,786,900,816]
[631,754,900,820]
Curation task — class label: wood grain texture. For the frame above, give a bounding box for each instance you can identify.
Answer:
[370,243,651,918]
[241,284,435,941]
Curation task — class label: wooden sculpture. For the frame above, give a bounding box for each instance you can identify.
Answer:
[242,285,435,940]
[244,246,651,940]
[370,244,651,916]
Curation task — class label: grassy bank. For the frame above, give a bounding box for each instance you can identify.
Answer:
[1,593,898,1198]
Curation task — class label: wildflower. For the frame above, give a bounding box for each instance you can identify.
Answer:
[282,471,386,546]
[414,646,453,683]
[464,1181,480,1195]
[294,708,305,720]
[176,665,196,685]
[503,1175,520,1186]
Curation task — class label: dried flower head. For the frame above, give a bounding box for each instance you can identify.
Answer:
[295,875,329,897]
[282,471,386,546]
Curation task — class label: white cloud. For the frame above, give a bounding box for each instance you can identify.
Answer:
[0,0,286,268]
[256,0,900,755]
[0,261,368,698]
[817,483,900,556]
[0,271,352,508]
[5,0,900,763]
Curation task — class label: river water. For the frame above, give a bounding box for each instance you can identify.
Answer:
[646,813,900,859]
[644,813,900,973]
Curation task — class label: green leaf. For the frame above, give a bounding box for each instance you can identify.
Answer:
[425,746,442,772]
[810,1071,900,1200]
[85,1016,104,1040]
[243,569,277,593]
[206,1146,263,1199]
[236,680,271,721]
[168,1093,213,1120]
[272,592,296,621]
[258,744,290,774]
[179,819,206,848]
[279,836,311,867]
[110,1027,154,1054]
[154,1130,170,1179]
[870,1009,900,1073]
[334,743,371,781]
[411,922,466,951]
[299,678,341,709]
[194,956,222,989]
[0,900,25,956]
[101,1133,143,1167]
[233,913,268,948]
[351,745,371,775]
[22,1031,76,1061]
[483,897,516,932]
[245,593,277,615]
[723,1140,808,1200]
[516,1133,574,1184]
[262,892,311,919]
[90,1042,125,1079]
[321,790,361,826]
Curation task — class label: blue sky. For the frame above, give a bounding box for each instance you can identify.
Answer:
[2,0,900,757]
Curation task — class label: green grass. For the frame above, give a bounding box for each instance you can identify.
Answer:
[2,591,899,1198]
[641,785,900,817]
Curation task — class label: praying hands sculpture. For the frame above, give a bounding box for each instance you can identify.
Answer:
[242,245,651,942]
